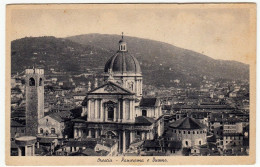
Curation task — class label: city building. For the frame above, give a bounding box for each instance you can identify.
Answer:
[166,117,207,147]
[72,34,164,153]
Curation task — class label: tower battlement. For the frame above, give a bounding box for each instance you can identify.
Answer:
[25,69,44,75]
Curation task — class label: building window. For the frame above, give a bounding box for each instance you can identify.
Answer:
[108,106,114,121]
[183,131,186,134]
[29,78,35,86]
[193,131,195,134]
[199,141,202,145]
[39,78,43,86]
[142,110,147,117]
[51,128,55,134]
[185,141,188,146]
[40,128,43,133]
[188,131,190,134]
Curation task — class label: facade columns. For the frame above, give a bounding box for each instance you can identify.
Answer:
[130,131,135,144]
[141,132,146,140]
[118,100,121,122]
[74,128,77,138]
[122,131,126,153]
[32,144,35,156]
[94,100,98,119]
[122,100,125,122]
[25,146,28,156]
[95,129,99,138]
[78,129,82,138]
[87,100,91,120]
[88,129,91,137]
[114,106,116,122]
[118,132,122,153]
[100,100,103,121]
[105,106,108,122]
[18,147,22,156]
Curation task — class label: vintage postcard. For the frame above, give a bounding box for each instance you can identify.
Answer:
[5,3,256,165]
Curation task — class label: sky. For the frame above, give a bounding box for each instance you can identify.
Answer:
[9,4,255,64]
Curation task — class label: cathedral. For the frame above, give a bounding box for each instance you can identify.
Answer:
[73,34,164,153]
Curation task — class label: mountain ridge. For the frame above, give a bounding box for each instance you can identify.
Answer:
[11,34,249,88]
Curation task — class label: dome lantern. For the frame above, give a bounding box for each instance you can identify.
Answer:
[119,32,127,52]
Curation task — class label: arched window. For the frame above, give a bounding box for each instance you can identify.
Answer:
[199,140,202,145]
[40,128,43,133]
[108,106,114,121]
[29,78,35,86]
[39,78,43,86]
[51,128,55,134]
[185,141,189,146]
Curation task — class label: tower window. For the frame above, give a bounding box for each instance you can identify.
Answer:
[29,78,35,86]
[185,141,189,146]
[142,110,147,116]
[39,78,43,86]
[40,128,43,133]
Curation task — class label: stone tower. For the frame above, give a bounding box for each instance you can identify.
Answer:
[25,68,44,136]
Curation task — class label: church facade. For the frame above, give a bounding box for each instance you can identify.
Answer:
[73,34,164,153]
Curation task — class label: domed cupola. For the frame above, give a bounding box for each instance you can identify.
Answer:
[103,32,143,99]
[104,33,141,74]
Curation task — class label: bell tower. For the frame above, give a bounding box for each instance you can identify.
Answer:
[25,68,44,136]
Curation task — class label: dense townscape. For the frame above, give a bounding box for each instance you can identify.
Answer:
[10,35,249,156]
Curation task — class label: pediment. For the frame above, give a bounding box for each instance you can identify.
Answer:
[88,81,133,95]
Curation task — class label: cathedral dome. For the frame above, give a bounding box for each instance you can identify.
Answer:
[104,51,141,74]
[104,33,141,74]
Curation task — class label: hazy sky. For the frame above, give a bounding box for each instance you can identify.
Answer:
[9,4,255,64]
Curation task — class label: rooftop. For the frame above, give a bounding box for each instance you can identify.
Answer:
[169,117,206,130]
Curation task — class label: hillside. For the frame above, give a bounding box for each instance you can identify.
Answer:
[11,35,249,88]
[67,34,249,86]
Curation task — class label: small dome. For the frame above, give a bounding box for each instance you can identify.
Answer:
[104,51,141,74]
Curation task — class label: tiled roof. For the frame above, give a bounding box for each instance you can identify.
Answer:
[135,116,155,125]
[139,98,158,107]
[48,110,72,122]
[170,117,206,130]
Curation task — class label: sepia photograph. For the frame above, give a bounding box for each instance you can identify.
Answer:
[5,3,256,165]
